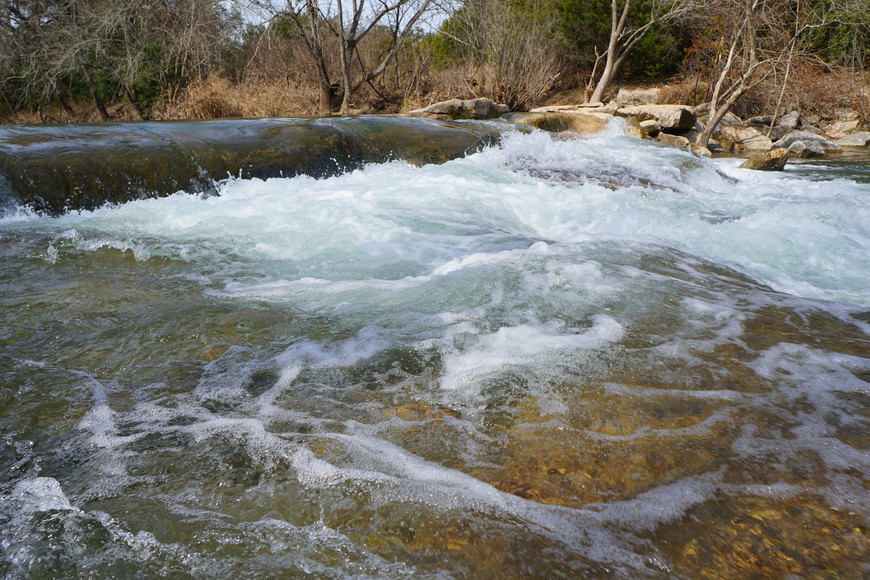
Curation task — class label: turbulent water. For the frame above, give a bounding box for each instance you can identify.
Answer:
[1,122,868,578]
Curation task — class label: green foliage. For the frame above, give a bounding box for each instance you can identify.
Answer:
[557,0,611,59]
[423,12,470,70]
[630,26,683,78]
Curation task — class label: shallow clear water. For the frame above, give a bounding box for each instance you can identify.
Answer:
[1,125,868,578]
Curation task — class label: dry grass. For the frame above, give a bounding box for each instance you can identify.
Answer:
[159,77,320,120]
[4,62,866,125]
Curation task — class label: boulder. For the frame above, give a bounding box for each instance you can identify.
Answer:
[639,119,661,138]
[718,126,773,151]
[835,131,870,147]
[778,111,801,130]
[720,111,744,126]
[739,149,789,171]
[616,105,696,131]
[774,131,841,155]
[508,112,610,136]
[746,115,775,126]
[707,139,725,153]
[691,144,713,157]
[767,126,793,141]
[787,141,826,159]
[616,87,661,106]
[746,118,790,141]
[407,98,510,120]
[621,116,645,139]
[697,110,743,129]
[824,119,860,139]
[655,133,691,150]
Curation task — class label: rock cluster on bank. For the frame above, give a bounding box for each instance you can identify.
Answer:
[406,98,510,120]
[406,93,869,170]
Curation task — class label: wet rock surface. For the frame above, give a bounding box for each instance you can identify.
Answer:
[739,148,789,170]
[0,117,502,215]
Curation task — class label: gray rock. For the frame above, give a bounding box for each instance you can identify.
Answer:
[698,111,742,128]
[408,98,509,120]
[836,108,859,121]
[836,131,870,147]
[774,131,841,154]
[617,105,696,131]
[616,88,661,106]
[655,133,692,150]
[778,111,800,129]
[824,119,860,139]
[747,115,775,126]
[787,141,826,158]
[739,148,789,171]
[764,126,792,141]
[639,119,661,138]
[718,125,773,151]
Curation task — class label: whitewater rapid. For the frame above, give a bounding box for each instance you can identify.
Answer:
[1,124,868,578]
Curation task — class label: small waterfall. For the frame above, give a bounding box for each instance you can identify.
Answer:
[0,116,500,215]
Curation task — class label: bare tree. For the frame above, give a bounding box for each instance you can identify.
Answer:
[695,0,839,149]
[587,0,699,103]
[0,0,239,121]
[252,0,434,114]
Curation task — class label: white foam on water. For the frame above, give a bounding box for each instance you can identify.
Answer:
[439,314,624,394]
[3,127,869,576]
[7,129,867,307]
[9,477,76,513]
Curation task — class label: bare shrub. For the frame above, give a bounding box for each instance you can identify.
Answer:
[444,0,562,111]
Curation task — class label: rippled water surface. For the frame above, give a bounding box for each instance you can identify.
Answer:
[1,125,868,578]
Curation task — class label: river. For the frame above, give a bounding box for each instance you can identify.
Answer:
[1,119,868,578]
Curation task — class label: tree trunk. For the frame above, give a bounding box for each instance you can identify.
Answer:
[696,85,746,149]
[57,86,76,118]
[339,55,354,114]
[589,0,626,103]
[81,66,111,121]
[589,53,615,103]
[124,86,148,120]
[319,83,342,114]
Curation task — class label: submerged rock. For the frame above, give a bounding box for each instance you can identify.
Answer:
[406,98,510,120]
[648,495,870,580]
[739,148,789,171]
[507,111,610,135]
[0,116,502,215]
